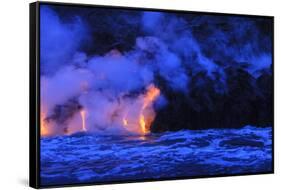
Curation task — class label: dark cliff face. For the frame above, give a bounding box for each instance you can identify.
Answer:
[151,67,273,132]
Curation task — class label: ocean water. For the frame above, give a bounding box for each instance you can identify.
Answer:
[40,126,272,186]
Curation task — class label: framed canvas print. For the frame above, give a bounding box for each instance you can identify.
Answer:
[29,1,274,188]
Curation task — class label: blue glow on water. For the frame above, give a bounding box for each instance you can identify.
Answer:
[41,126,272,186]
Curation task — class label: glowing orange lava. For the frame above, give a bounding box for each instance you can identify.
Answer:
[80,109,87,132]
[139,115,146,134]
[122,84,160,135]
[139,84,160,134]
[41,84,160,136]
[123,118,128,126]
[40,111,49,136]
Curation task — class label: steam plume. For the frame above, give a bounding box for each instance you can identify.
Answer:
[40,6,272,136]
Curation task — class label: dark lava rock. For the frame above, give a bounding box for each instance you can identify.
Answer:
[151,68,273,132]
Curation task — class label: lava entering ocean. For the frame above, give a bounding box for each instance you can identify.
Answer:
[122,84,160,135]
[80,109,87,132]
[40,84,160,137]
[40,111,49,136]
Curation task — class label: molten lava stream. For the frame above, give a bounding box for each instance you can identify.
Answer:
[123,118,128,126]
[80,109,87,132]
[40,112,49,137]
[139,114,147,134]
[139,84,160,134]
[122,84,160,135]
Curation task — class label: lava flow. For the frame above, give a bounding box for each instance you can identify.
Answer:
[80,109,87,132]
[123,118,128,126]
[122,84,160,135]
[40,111,50,136]
[40,84,160,137]
[140,84,160,134]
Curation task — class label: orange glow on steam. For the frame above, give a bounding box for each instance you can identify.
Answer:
[40,111,50,136]
[123,118,128,126]
[40,83,160,137]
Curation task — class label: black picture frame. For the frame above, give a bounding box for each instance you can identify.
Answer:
[29,1,274,188]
